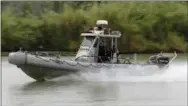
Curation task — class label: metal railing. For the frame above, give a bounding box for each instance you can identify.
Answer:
[75,55,133,64]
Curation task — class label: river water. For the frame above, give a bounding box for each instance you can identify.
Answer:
[2,54,187,106]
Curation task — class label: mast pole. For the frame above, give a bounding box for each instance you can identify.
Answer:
[111,37,114,61]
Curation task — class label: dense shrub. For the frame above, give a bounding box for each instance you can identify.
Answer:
[1,1,188,53]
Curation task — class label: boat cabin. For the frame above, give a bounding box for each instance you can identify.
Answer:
[75,20,121,63]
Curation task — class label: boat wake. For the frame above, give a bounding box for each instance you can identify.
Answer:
[57,61,187,82]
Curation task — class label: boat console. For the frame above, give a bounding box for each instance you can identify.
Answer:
[75,20,121,63]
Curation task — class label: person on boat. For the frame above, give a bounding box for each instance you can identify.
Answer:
[97,25,103,31]
[98,45,105,63]
[98,39,111,63]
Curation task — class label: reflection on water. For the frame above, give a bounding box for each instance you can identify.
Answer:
[5,80,187,106]
[2,54,187,106]
[21,79,78,91]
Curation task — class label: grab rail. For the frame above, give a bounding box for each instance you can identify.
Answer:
[27,51,177,65]
[75,55,133,64]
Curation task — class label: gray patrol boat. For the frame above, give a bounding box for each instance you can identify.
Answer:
[8,20,177,81]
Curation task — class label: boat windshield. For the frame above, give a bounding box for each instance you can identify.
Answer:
[81,36,95,47]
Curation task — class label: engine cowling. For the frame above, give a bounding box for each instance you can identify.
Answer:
[148,55,170,65]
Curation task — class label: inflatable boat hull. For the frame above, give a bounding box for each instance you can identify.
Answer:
[8,52,168,81]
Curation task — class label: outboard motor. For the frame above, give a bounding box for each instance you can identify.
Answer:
[148,55,170,65]
[157,56,170,64]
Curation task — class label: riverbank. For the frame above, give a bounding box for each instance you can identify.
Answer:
[2,2,188,53]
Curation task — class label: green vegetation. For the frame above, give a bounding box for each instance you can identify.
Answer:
[2,1,188,53]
